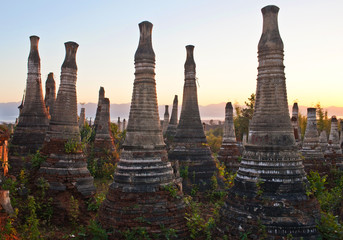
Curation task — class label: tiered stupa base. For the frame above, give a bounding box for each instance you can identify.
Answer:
[217,191,319,239]
[9,126,48,175]
[38,139,95,224]
[169,142,218,194]
[98,149,187,238]
[217,147,320,239]
[217,142,240,172]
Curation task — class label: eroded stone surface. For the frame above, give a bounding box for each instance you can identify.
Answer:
[291,102,302,148]
[78,108,85,129]
[98,21,186,237]
[217,6,320,239]
[39,42,95,202]
[325,116,343,165]
[168,45,218,193]
[162,105,169,136]
[9,36,49,175]
[165,95,178,142]
[93,97,117,161]
[217,102,240,172]
[94,87,105,132]
[301,108,324,162]
[45,72,56,117]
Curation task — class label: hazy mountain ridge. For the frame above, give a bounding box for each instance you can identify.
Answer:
[1,102,342,123]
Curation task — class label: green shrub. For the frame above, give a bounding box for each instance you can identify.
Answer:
[31,151,46,168]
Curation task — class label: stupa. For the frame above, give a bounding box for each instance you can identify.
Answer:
[9,36,49,175]
[44,72,56,117]
[217,102,240,172]
[98,21,186,238]
[217,6,320,239]
[165,95,178,141]
[168,45,218,193]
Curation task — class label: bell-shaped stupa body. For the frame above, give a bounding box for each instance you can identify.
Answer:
[218,6,319,239]
[98,21,186,238]
[326,116,342,156]
[319,130,328,152]
[93,97,117,161]
[162,105,169,135]
[78,107,85,129]
[291,102,302,147]
[39,42,95,203]
[93,87,105,132]
[9,36,49,175]
[168,45,218,193]
[217,102,240,172]
[301,108,324,160]
[165,95,178,141]
[44,72,56,117]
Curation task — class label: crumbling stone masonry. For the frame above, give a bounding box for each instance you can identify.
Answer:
[94,87,105,132]
[98,21,187,238]
[217,6,320,239]
[9,36,49,175]
[291,102,302,148]
[78,107,85,129]
[217,102,240,172]
[93,97,117,161]
[45,72,56,117]
[38,42,95,222]
[301,108,325,172]
[168,45,218,194]
[165,95,178,142]
[325,116,343,162]
[162,105,169,136]
[319,130,328,152]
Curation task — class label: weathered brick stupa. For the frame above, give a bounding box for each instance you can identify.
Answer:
[217,6,320,239]
[78,107,85,129]
[9,36,49,175]
[93,98,117,160]
[93,87,105,132]
[291,102,302,147]
[301,108,324,161]
[217,102,240,172]
[168,45,218,193]
[45,72,56,117]
[325,116,343,159]
[319,130,328,152]
[162,105,169,135]
[165,95,178,141]
[39,42,95,208]
[122,118,126,131]
[98,21,186,238]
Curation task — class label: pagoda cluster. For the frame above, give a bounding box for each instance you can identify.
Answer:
[4,4,342,239]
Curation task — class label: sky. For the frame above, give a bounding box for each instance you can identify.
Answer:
[1,0,343,109]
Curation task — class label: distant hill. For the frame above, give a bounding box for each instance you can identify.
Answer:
[1,101,342,123]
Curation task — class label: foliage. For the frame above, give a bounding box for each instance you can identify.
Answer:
[306,171,327,197]
[35,177,53,224]
[87,220,108,240]
[80,122,96,144]
[298,112,307,140]
[185,198,216,240]
[110,123,126,151]
[21,196,41,240]
[163,184,179,198]
[206,128,223,154]
[234,93,255,141]
[30,151,46,168]
[317,212,343,240]
[316,103,330,136]
[68,196,80,226]
[87,192,106,212]
[65,138,83,154]
[180,166,189,179]
[87,155,117,179]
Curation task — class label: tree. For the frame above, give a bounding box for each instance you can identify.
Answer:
[316,103,330,136]
[234,93,255,141]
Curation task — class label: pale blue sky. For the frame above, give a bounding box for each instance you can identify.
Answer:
[1,0,343,108]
